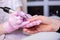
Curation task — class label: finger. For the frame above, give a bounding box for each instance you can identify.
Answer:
[23,25,40,34]
[23,20,41,28]
[23,28,33,34]
[25,14,38,19]
[20,21,30,27]
[25,14,32,19]
[23,25,51,34]
[23,22,36,28]
[33,15,38,17]
[36,24,52,32]
[28,15,54,24]
[11,11,23,17]
[23,24,52,34]
[23,28,38,34]
[16,11,27,18]
[28,16,40,22]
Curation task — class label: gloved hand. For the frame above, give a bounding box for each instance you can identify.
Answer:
[3,11,30,33]
[3,11,41,33]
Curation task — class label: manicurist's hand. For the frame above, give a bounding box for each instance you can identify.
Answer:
[0,11,31,34]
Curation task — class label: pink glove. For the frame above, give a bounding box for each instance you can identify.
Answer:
[3,11,41,33]
[3,11,30,33]
[16,11,42,28]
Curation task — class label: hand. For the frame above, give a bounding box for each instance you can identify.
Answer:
[3,11,31,33]
[23,16,60,34]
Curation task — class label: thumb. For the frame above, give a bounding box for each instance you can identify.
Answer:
[28,15,40,22]
[29,15,53,24]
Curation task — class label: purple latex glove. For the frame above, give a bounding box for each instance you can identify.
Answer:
[3,11,41,33]
[3,11,30,33]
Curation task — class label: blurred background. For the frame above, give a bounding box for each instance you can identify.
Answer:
[24,0,60,18]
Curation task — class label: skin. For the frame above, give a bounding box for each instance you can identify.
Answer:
[23,15,60,34]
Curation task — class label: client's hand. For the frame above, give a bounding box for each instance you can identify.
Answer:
[23,16,60,34]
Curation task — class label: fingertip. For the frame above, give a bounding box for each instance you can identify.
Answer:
[23,29,32,34]
[33,15,38,17]
[23,28,28,32]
